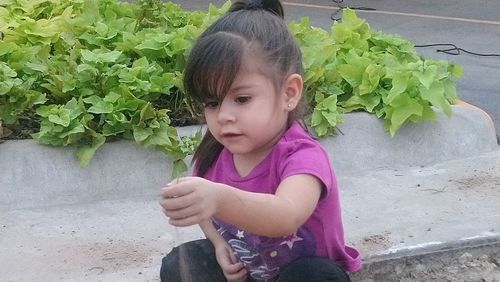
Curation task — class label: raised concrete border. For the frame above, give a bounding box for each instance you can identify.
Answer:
[324,104,498,175]
[1,104,499,281]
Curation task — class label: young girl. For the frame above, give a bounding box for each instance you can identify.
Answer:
[159,0,361,281]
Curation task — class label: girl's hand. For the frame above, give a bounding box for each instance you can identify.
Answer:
[214,242,248,282]
[160,177,220,227]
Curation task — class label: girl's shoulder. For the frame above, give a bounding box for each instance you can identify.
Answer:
[274,122,336,191]
[278,121,325,154]
[275,122,332,168]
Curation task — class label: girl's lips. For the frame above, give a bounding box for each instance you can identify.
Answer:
[221,133,243,138]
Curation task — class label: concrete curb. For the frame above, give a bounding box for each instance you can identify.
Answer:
[323,104,498,175]
[1,105,496,209]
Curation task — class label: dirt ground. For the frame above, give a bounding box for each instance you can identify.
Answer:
[351,245,500,281]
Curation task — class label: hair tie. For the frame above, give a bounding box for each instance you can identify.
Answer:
[247,0,263,10]
[228,0,284,19]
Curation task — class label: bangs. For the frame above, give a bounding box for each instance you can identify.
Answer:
[184,32,247,106]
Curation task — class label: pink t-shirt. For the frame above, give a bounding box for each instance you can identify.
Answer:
[201,121,361,280]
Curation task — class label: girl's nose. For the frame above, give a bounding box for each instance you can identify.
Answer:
[216,101,236,123]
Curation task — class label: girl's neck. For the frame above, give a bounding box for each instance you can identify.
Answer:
[232,123,289,177]
[233,149,271,177]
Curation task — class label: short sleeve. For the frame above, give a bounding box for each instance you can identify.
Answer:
[278,139,335,197]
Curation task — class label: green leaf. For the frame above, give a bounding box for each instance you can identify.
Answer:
[82,95,101,106]
[385,73,408,105]
[419,81,452,116]
[388,94,423,135]
[102,123,125,136]
[449,64,463,78]
[80,49,122,63]
[343,94,380,112]
[414,65,437,89]
[76,133,106,167]
[48,108,71,127]
[133,125,153,142]
[443,79,458,102]
[25,61,49,74]
[88,101,113,114]
[144,123,173,147]
[139,103,155,122]
[98,50,123,63]
[0,42,19,56]
[172,159,188,178]
[94,22,108,37]
[310,94,341,137]
[337,64,363,87]
[358,64,381,95]
[132,56,149,68]
[103,91,121,103]
[0,63,17,77]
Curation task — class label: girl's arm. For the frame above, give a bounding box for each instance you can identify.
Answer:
[162,174,322,238]
[199,220,248,281]
[214,174,322,237]
[199,220,225,246]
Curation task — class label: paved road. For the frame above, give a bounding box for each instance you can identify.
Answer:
[171,0,500,140]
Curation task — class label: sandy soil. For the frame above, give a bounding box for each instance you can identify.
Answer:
[352,246,500,281]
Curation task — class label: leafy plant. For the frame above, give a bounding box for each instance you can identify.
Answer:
[291,9,462,136]
[0,1,461,175]
[0,0,231,176]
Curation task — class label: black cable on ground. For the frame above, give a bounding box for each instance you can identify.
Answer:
[329,2,500,58]
[414,43,500,57]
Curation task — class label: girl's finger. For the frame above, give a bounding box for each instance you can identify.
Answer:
[168,214,203,227]
[225,264,247,281]
[165,176,192,186]
[223,261,245,274]
[161,207,169,217]
[217,248,234,269]
[160,181,194,199]
[159,191,197,211]
[229,249,238,264]
[164,203,200,221]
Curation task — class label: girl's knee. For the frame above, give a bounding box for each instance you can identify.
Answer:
[160,247,181,282]
[159,239,225,282]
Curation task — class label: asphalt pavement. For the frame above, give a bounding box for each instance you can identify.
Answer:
[172,0,500,140]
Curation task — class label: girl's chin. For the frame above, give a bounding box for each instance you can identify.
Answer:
[224,146,250,155]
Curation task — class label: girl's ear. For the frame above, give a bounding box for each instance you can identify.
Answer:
[282,73,303,111]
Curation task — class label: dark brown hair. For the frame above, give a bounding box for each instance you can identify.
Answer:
[184,0,306,176]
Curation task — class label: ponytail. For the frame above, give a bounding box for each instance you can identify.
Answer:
[229,0,284,18]
[192,131,223,177]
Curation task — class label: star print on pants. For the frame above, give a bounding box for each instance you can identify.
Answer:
[236,230,245,239]
[280,233,303,249]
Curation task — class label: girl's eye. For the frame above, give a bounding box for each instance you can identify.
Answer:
[203,100,219,108]
[235,96,251,104]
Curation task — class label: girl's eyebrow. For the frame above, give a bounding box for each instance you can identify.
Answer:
[229,84,256,92]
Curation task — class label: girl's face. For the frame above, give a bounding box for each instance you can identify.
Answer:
[203,57,291,162]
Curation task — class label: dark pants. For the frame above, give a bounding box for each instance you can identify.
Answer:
[160,239,350,282]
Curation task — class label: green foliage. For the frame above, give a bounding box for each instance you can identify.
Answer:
[291,9,462,136]
[290,9,462,136]
[0,0,229,176]
[0,1,461,173]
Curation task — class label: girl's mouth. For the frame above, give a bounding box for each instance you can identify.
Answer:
[221,133,243,139]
